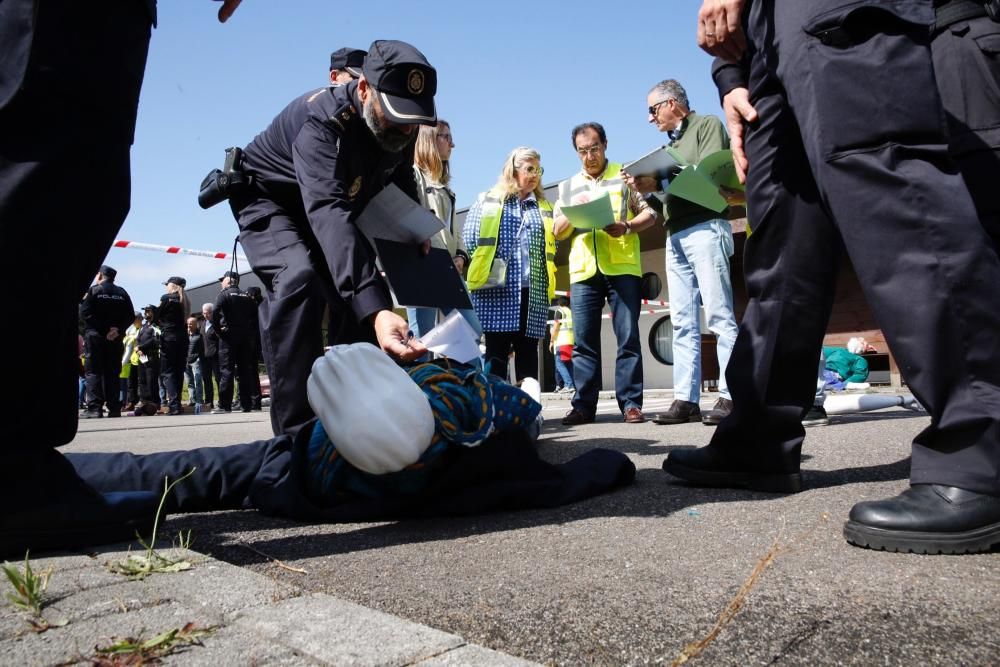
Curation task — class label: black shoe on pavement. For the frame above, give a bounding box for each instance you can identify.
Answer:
[652,400,701,425]
[844,485,1000,554]
[0,490,159,558]
[802,405,830,427]
[663,445,802,493]
[241,408,253,413]
[701,398,733,426]
[0,450,159,558]
[561,408,595,426]
[106,411,122,418]
[80,410,102,419]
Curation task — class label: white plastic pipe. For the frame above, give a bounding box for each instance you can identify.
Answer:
[824,393,921,415]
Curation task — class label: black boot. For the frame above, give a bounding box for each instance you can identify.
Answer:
[663,445,802,493]
[844,485,1000,554]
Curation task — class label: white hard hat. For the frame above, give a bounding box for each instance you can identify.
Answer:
[306,344,435,475]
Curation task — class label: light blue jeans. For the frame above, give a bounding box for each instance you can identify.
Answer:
[185,359,204,405]
[666,219,739,403]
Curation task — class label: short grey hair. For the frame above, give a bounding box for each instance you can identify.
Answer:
[649,79,689,111]
[202,302,214,312]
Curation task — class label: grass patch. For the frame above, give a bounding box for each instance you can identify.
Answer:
[108,469,196,580]
[92,622,217,664]
[3,551,68,631]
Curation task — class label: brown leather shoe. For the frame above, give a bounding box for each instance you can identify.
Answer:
[652,400,702,425]
[623,407,646,423]
[561,409,595,426]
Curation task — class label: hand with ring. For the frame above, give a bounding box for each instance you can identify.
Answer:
[697,0,747,62]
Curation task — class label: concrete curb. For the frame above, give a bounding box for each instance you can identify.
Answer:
[0,545,539,666]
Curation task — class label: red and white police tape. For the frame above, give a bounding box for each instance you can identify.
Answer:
[111,239,249,264]
[111,240,674,319]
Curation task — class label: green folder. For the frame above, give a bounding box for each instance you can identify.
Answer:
[667,149,743,213]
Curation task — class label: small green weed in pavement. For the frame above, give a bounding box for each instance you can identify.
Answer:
[3,551,67,631]
[3,551,50,616]
[92,622,217,664]
[108,468,196,580]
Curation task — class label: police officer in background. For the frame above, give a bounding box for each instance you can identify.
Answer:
[156,276,190,416]
[226,39,435,436]
[79,265,135,419]
[200,301,221,409]
[212,271,259,414]
[329,47,365,85]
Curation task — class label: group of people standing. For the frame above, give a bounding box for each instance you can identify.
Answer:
[459,101,739,432]
[79,270,264,418]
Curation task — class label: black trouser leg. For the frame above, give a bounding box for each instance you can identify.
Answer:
[236,337,258,411]
[83,331,106,412]
[160,337,186,411]
[103,339,124,414]
[202,355,217,405]
[217,339,236,410]
[931,15,1000,255]
[138,360,160,407]
[126,364,139,405]
[237,209,340,435]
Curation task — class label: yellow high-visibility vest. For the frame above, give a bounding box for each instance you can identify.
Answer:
[553,305,574,347]
[558,162,641,283]
[466,189,556,301]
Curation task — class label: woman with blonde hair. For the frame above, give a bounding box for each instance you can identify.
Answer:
[463,146,556,383]
[409,120,481,349]
[157,276,190,416]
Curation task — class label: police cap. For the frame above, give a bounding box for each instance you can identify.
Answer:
[329,47,366,78]
[362,40,437,126]
[164,276,186,288]
[218,270,240,283]
[99,264,117,280]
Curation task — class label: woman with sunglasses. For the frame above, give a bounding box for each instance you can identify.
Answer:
[464,146,557,383]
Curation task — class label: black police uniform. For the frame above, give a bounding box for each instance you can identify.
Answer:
[680,1,1000,498]
[930,0,1000,252]
[231,79,420,435]
[135,319,161,408]
[157,293,188,414]
[200,315,221,407]
[79,280,135,416]
[0,1,157,553]
[213,284,260,412]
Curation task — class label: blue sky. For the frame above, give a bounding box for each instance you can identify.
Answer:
[109,0,720,307]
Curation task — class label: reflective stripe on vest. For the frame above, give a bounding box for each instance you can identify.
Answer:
[560,162,642,283]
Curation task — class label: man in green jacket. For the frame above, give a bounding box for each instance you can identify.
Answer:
[629,79,740,427]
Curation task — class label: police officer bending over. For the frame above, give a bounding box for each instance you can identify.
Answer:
[80,265,134,418]
[212,271,259,414]
[215,40,436,436]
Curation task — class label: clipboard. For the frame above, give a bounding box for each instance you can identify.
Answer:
[373,238,473,310]
[622,145,685,182]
